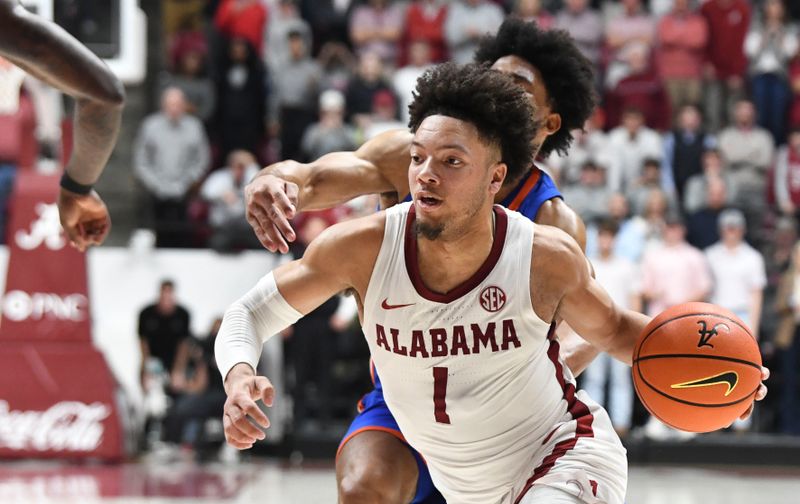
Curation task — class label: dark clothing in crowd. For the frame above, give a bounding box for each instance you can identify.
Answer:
[138,304,191,373]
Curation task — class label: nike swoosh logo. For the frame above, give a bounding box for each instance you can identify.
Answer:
[381,298,415,310]
[671,371,739,397]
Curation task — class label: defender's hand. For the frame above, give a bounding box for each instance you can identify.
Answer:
[245,174,299,253]
[57,188,111,252]
[223,373,273,449]
[736,366,770,422]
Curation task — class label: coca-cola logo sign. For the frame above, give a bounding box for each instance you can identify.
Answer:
[1,291,88,322]
[14,202,66,251]
[0,400,110,452]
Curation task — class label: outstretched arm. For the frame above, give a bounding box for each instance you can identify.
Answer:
[245,129,412,252]
[216,215,382,448]
[0,1,125,250]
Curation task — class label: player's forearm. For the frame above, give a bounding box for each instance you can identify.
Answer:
[607,309,651,366]
[65,99,123,185]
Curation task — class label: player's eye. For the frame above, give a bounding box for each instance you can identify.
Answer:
[410,154,423,164]
[446,157,462,166]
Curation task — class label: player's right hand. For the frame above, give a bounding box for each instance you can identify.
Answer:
[245,174,299,253]
[57,188,111,252]
[222,374,273,449]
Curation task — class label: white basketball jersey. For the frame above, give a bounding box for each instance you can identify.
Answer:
[362,202,628,504]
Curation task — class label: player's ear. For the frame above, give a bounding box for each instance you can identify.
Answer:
[543,113,562,136]
[489,162,507,194]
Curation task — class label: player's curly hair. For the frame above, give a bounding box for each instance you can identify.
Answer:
[474,18,597,158]
[408,62,538,183]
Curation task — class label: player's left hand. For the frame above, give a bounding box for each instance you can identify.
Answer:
[736,366,769,422]
[58,188,111,252]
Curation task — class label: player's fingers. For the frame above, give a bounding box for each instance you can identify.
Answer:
[232,409,267,440]
[267,203,295,243]
[242,402,270,431]
[249,204,289,252]
[755,383,768,402]
[246,212,278,252]
[254,376,275,407]
[224,409,261,444]
[738,403,754,421]
[62,222,87,252]
[760,366,770,382]
[271,185,298,222]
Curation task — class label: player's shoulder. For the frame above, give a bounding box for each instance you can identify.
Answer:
[533,197,587,251]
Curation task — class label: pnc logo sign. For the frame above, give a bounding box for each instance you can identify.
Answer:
[2,290,89,322]
[479,286,506,312]
[14,202,66,251]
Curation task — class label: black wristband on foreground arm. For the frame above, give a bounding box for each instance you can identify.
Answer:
[60,172,94,195]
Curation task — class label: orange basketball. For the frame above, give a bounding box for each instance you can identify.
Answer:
[632,302,762,433]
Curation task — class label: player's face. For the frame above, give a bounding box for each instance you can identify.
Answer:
[409,115,506,240]
[491,55,561,161]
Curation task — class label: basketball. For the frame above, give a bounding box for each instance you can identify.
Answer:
[632,302,762,433]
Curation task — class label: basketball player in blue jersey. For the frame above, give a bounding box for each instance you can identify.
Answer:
[241,20,766,504]
[0,1,125,251]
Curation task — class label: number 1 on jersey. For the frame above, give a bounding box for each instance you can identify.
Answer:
[433,366,451,424]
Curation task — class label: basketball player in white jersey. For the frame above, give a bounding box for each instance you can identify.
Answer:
[217,63,653,503]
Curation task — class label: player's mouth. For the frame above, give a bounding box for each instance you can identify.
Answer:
[415,192,443,210]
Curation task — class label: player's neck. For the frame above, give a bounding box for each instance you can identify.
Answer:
[495,166,535,203]
[415,209,497,295]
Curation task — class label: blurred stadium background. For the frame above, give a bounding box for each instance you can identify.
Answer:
[1,0,800,502]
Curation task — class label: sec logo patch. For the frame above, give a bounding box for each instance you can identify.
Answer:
[479,286,506,312]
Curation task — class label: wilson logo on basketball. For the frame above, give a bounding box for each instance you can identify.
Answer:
[479,286,506,312]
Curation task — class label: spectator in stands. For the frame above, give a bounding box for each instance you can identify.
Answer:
[656,0,708,113]
[662,104,716,203]
[401,0,448,66]
[683,148,738,215]
[789,54,800,130]
[134,87,210,248]
[345,51,395,129]
[555,0,604,70]
[775,128,800,218]
[641,210,712,321]
[287,213,342,426]
[514,0,553,29]
[363,89,404,140]
[561,160,612,225]
[159,45,216,123]
[605,42,671,131]
[200,150,261,251]
[264,0,312,68]
[299,0,355,52]
[213,0,268,55]
[163,317,227,452]
[269,29,321,161]
[582,219,640,438]
[300,90,358,161]
[349,0,405,67]
[774,236,800,434]
[762,216,796,357]
[701,0,751,132]
[628,158,675,217]
[718,99,775,238]
[706,209,766,432]
[548,113,609,186]
[214,37,267,162]
[139,280,192,397]
[686,176,732,250]
[393,40,434,124]
[444,0,505,64]
[604,0,656,90]
[0,56,27,242]
[606,106,663,192]
[706,209,766,335]
[745,0,799,145]
[317,42,358,93]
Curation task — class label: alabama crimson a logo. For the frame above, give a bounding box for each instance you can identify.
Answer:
[479,286,506,312]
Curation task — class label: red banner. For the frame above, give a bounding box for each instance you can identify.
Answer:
[1,173,90,342]
[0,172,123,460]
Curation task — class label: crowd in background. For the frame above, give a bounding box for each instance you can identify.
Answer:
[2,0,800,454]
